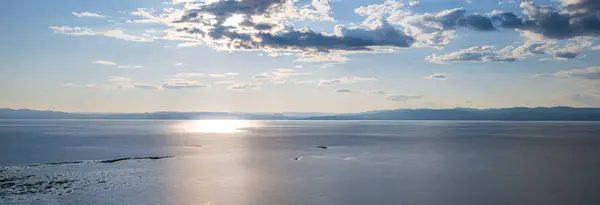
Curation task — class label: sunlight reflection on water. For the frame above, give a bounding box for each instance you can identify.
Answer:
[171,120,262,133]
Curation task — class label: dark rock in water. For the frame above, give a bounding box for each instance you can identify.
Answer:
[293,157,302,160]
[97,156,174,163]
[316,146,328,149]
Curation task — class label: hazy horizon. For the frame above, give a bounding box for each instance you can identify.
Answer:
[4,105,600,115]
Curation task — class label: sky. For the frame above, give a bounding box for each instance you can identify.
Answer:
[1,0,600,113]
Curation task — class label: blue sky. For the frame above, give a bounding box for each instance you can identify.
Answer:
[1,0,600,113]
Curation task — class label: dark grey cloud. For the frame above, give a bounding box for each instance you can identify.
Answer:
[433,8,497,31]
[487,1,600,39]
[180,0,286,24]
[257,22,414,52]
[553,51,579,60]
[464,15,495,31]
[172,0,414,52]
[381,0,600,40]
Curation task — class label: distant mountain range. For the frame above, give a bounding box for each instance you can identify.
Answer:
[2,107,600,121]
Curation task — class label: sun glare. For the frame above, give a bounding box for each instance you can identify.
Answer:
[173,120,260,133]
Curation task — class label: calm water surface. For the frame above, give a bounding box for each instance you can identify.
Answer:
[1,120,600,205]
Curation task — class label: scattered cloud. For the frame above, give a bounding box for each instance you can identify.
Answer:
[74,76,160,90]
[333,89,363,93]
[251,69,311,84]
[116,65,144,69]
[295,54,350,63]
[332,89,388,95]
[429,37,594,63]
[50,26,153,42]
[426,46,516,63]
[107,76,132,82]
[72,12,105,18]
[554,66,600,81]
[92,60,143,69]
[425,73,449,80]
[228,83,259,90]
[92,60,118,66]
[103,30,154,42]
[61,83,78,87]
[408,0,420,7]
[126,0,414,60]
[176,73,238,78]
[162,78,209,89]
[50,26,95,36]
[319,76,377,86]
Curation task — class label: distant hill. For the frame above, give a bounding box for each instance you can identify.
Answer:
[0,109,291,120]
[2,107,600,121]
[306,107,600,121]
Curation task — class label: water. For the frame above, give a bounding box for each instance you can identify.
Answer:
[1,120,600,205]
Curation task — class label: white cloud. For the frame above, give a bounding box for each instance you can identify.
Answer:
[107,76,132,82]
[117,65,144,69]
[295,54,350,63]
[103,30,154,42]
[72,12,105,18]
[354,1,455,48]
[228,83,259,90]
[277,68,297,72]
[176,73,237,78]
[425,73,449,80]
[251,69,311,84]
[426,46,516,63]
[553,66,600,81]
[92,60,118,66]
[49,26,96,36]
[319,76,377,86]
[50,26,155,43]
[174,63,184,66]
[176,42,203,48]
[162,78,209,89]
[92,60,144,69]
[429,38,594,64]
[408,0,420,6]
[61,83,78,87]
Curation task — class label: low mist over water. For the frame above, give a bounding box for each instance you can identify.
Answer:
[2,120,600,204]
